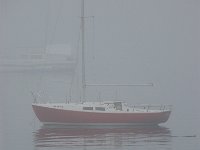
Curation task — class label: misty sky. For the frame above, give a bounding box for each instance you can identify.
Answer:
[0,0,199,108]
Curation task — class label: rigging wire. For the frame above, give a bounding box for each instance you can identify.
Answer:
[92,16,95,60]
[68,19,82,102]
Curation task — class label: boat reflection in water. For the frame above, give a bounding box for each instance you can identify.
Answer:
[33,125,172,149]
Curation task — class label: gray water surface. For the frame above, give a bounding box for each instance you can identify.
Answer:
[0,71,199,150]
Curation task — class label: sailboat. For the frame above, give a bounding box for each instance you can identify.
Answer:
[32,0,172,126]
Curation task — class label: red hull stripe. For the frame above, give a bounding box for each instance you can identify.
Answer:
[32,105,171,125]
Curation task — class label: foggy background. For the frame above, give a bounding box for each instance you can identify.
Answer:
[0,0,199,149]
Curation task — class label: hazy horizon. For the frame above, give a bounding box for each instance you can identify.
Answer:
[0,0,199,149]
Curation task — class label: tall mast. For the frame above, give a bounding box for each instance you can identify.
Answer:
[81,0,86,101]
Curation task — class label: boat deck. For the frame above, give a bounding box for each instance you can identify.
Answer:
[32,101,172,114]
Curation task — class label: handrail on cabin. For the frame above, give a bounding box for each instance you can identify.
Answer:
[130,104,172,112]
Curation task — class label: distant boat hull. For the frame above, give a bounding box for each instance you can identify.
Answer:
[32,104,171,126]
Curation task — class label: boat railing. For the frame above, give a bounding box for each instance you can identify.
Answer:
[130,104,172,112]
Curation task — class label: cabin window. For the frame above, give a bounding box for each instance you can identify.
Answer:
[83,107,93,110]
[95,107,105,111]
[53,105,63,108]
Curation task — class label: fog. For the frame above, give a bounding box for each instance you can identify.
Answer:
[0,0,199,149]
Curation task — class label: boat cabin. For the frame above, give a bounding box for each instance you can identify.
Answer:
[82,101,124,112]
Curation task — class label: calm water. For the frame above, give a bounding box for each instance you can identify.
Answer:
[0,71,199,150]
[33,126,171,150]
